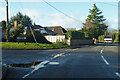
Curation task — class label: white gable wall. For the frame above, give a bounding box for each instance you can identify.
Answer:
[45,35,65,43]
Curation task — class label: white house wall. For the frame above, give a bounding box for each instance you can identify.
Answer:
[45,35,65,43]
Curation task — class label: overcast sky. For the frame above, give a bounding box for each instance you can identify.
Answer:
[0,0,119,30]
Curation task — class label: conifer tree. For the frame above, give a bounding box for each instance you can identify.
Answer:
[83,3,108,38]
[86,3,106,24]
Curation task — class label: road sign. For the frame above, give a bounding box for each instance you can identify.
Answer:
[17,37,26,40]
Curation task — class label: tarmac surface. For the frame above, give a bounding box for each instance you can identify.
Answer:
[2,43,119,80]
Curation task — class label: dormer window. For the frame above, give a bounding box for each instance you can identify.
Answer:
[52,28,55,31]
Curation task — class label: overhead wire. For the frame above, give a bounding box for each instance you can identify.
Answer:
[42,0,118,24]
[42,0,82,23]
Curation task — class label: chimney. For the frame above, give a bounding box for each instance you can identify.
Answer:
[32,22,36,26]
[14,20,17,29]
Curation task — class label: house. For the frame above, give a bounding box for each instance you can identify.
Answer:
[39,28,57,35]
[31,23,43,30]
[23,23,43,34]
[10,21,67,43]
[45,26,67,35]
[43,26,67,43]
[30,25,67,43]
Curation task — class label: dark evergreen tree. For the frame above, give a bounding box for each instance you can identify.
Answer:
[86,3,106,24]
[83,3,108,39]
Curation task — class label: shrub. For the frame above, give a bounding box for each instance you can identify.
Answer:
[113,33,119,42]
[98,35,104,42]
[65,30,92,40]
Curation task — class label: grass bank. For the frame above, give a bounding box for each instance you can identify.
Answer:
[1,42,69,50]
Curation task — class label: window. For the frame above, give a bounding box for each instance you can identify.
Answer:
[52,28,55,31]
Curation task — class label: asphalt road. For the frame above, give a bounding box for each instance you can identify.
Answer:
[2,43,119,80]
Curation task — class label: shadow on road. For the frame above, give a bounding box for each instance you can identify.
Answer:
[89,43,119,46]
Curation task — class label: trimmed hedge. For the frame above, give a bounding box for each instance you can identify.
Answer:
[65,31,92,40]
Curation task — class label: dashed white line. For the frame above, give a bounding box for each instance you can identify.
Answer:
[101,56,109,65]
[101,50,103,54]
[115,72,120,78]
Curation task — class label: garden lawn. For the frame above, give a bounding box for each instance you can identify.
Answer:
[1,42,69,50]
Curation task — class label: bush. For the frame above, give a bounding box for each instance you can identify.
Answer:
[84,32,93,39]
[113,33,119,42]
[65,30,92,40]
[9,25,24,42]
[98,35,104,42]
[98,33,119,42]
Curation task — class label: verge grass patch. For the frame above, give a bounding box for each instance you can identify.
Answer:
[1,42,69,50]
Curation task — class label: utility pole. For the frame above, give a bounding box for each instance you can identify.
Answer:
[5,0,9,42]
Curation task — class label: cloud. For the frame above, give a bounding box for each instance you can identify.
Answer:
[113,19,118,23]
[0,7,6,21]
[105,18,118,29]
[0,7,5,13]
[47,13,84,30]
[22,9,42,22]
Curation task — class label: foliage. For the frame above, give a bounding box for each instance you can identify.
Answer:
[98,33,119,42]
[9,12,32,28]
[83,3,108,39]
[9,12,33,42]
[1,42,69,50]
[86,4,106,24]
[88,26,99,38]
[0,20,6,33]
[65,30,92,40]
[84,32,92,39]
[82,20,96,30]
[112,33,119,42]
[9,25,24,42]
[114,34,119,42]
[98,35,104,42]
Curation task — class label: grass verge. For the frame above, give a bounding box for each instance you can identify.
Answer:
[1,42,69,50]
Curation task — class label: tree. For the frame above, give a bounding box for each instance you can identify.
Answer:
[86,3,106,24]
[9,12,32,28]
[83,3,108,39]
[0,20,6,32]
[10,25,24,42]
[9,12,32,41]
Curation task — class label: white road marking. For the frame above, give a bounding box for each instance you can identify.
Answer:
[101,50,103,54]
[22,60,49,78]
[101,56,109,65]
[115,72,120,78]
[52,53,64,59]
[49,62,59,65]
[100,47,105,54]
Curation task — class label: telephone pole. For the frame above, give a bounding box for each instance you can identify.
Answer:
[5,0,9,42]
